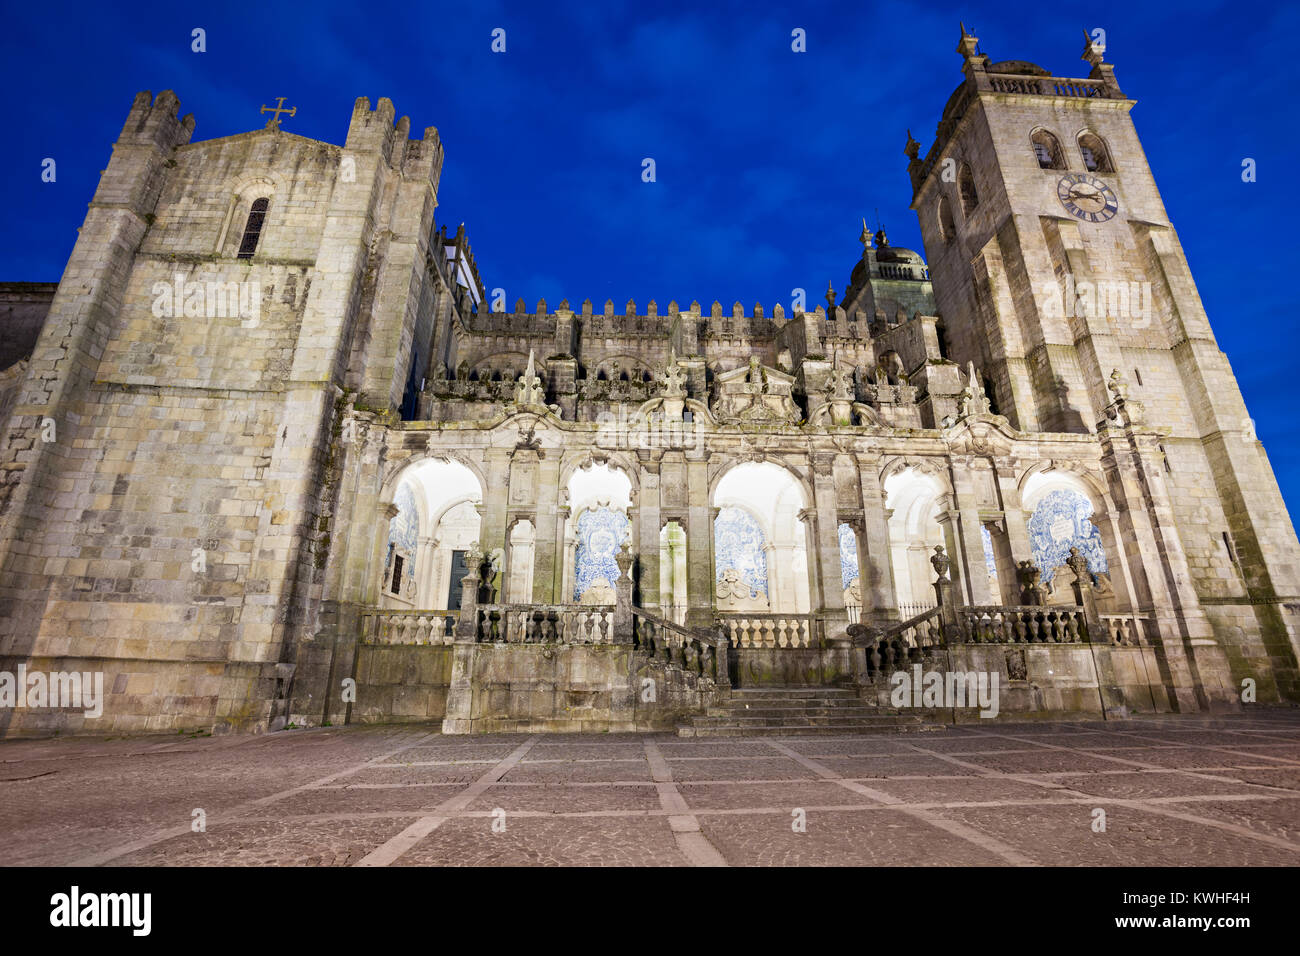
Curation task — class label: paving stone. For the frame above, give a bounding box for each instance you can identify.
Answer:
[2,718,1297,866]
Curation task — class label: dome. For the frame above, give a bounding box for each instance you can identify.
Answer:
[876,245,924,265]
[987,60,1051,76]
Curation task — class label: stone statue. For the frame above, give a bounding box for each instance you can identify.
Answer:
[1016,560,1044,605]
[1066,546,1091,586]
[827,360,855,401]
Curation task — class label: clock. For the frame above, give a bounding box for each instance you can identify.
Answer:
[1057,173,1118,222]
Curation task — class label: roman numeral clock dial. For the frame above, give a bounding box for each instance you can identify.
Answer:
[1057,173,1119,222]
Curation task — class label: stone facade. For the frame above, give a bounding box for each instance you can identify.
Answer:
[0,30,1297,737]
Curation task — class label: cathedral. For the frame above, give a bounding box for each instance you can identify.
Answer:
[1,28,1297,736]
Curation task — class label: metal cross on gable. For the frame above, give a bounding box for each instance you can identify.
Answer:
[260,97,296,129]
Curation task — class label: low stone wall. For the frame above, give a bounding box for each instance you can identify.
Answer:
[440,642,725,733]
[734,645,853,687]
[0,654,284,737]
[859,642,1179,721]
[351,644,455,724]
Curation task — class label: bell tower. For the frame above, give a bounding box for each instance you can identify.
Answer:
[908,26,1300,699]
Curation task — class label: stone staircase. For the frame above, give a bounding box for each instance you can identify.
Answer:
[678,686,950,736]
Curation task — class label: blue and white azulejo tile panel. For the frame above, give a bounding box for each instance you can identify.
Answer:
[573,506,630,599]
[1027,488,1108,582]
[714,506,768,597]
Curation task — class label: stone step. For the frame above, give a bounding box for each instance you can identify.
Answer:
[692,712,921,726]
[684,685,948,737]
[680,718,947,737]
[718,696,866,704]
[708,706,881,718]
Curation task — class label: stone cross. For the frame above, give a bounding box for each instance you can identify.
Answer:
[261,97,297,129]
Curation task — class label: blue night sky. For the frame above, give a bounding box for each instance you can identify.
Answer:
[2,0,1296,514]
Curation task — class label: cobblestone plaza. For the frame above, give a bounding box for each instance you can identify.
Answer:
[3,716,1298,866]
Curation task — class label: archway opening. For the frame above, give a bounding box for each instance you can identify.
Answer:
[713,462,810,614]
[564,462,633,605]
[660,521,688,624]
[884,467,945,615]
[383,459,483,609]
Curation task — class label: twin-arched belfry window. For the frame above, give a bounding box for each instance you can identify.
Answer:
[1030,128,1114,174]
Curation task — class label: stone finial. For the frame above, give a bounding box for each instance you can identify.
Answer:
[825,281,837,311]
[859,218,873,248]
[959,362,992,418]
[661,349,687,398]
[615,541,634,577]
[1081,28,1105,67]
[1066,546,1091,584]
[930,545,951,581]
[514,349,545,406]
[957,22,980,59]
[1107,368,1129,402]
[904,130,920,161]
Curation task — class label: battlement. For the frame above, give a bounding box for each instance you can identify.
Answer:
[118,90,195,151]
[345,96,444,188]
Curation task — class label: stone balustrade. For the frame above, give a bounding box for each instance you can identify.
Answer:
[632,608,727,686]
[855,606,948,683]
[362,610,458,645]
[961,606,1088,644]
[472,604,617,644]
[719,613,817,649]
[1100,613,1148,647]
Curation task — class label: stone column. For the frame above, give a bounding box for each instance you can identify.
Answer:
[531,454,563,603]
[934,506,966,605]
[856,456,898,618]
[684,457,714,628]
[614,544,634,643]
[1071,547,1127,718]
[947,459,996,606]
[454,544,482,640]
[479,449,511,570]
[637,459,662,615]
[798,508,824,613]
[417,534,437,608]
[810,457,846,615]
[1098,421,1226,712]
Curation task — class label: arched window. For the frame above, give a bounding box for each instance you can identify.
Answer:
[236,198,269,259]
[1077,131,1114,173]
[1030,129,1065,170]
[958,163,979,215]
[937,195,956,243]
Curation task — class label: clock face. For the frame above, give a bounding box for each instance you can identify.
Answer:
[1057,173,1118,222]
